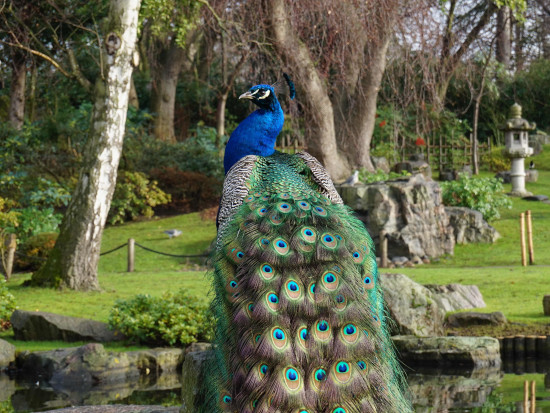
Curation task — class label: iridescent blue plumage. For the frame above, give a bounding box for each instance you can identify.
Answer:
[223,84,284,174]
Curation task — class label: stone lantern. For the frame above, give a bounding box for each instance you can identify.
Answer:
[500,103,536,197]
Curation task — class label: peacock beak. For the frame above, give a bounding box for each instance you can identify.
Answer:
[239,91,255,100]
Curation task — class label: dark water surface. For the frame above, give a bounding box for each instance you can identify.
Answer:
[2,361,550,413]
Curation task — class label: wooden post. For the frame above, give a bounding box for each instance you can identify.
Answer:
[526,210,534,264]
[3,233,16,280]
[520,212,527,267]
[543,295,550,316]
[379,230,388,268]
[127,238,135,273]
[531,380,536,413]
[523,380,529,413]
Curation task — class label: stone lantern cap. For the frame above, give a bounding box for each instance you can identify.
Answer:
[499,103,536,132]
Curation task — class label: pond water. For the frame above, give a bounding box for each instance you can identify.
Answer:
[2,359,550,412]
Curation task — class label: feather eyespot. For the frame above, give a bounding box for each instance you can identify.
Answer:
[313,319,331,341]
[357,361,367,371]
[300,227,316,243]
[333,408,346,413]
[269,214,282,225]
[341,323,359,344]
[273,238,290,255]
[279,192,291,199]
[271,327,289,349]
[352,250,365,264]
[259,363,268,377]
[283,367,302,391]
[277,202,292,214]
[257,207,268,217]
[297,326,308,349]
[313,206,328,217]
[335,294,347,311]
[363,275,375,290]
[260,263,275,280]
[332,361,352,383]
[244,196,254,203]
[307,283,316,299]
[321,233,338,249]
[315,369,327,381]
[297,201,311,211]
[321,271,339,291]
[266,292,280,311]
[285,280,302,300]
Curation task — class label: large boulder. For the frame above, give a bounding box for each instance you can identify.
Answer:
[0,338,15,367]
[10,310,125,342]
[425,284,486,312]
[380,273,446,337]
[392,336,501,369]
[445,206,500,244]
[337,174,454,259]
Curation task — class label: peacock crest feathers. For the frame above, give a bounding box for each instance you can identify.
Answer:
[202,152,412,413]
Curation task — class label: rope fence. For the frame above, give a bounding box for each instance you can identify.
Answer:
[2,237,209,278]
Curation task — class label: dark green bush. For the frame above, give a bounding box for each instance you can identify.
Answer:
[149,168,221,213]
[440,174,512,221]
[0,280,16,330]
[108,290,213,347]
[108,171,171,225]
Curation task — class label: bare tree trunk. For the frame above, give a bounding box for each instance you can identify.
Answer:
[9,50,26,129]
[268,0,349,180]
[496,6,511,67]
[340,32,392,172]
[151,41,185,143]
[32,0,141,291]
[514,16,525,71]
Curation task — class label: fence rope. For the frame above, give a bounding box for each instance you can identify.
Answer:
[134,241,209,258]
[100,243,127,256]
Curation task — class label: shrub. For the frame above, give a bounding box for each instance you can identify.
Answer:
[109,290,213,347]
[149,168,221,213]
[0,279,16,330]
[482,147,511,172]
[440,174,512,221]
[108,171,171,225]
[13,207,63,243]
[358,168,411,184]
[15,232,58,272]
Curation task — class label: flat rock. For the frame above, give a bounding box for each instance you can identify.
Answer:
[380,273,445,337]
[0,338,15,367]
[522,194,549,202]
[392,335,501,368]
[446,312,507,328]
[445,206,500,244]
[425,284,486,312]
[10,309,125,342]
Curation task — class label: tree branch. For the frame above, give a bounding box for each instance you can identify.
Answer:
[0,40,71,78]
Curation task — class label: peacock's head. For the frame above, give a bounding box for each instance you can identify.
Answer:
[239,84,278,110]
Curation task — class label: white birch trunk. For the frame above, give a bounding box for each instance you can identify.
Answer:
[32,0,141,291]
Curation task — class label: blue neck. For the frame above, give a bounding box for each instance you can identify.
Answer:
[224,101,284,174]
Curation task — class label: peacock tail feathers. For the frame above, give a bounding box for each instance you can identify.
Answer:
[201,152,412,413]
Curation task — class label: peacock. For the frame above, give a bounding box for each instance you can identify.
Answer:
[203,75,412,413]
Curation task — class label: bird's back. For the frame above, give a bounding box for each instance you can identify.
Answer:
[203,152,411,413]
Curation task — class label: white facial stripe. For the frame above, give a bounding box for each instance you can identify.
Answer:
[258,89,271,100]
[250,89,259,96]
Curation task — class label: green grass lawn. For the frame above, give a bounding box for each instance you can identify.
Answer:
[3,147,550,350]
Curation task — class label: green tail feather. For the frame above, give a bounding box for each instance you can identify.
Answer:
[201,153,412,413]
